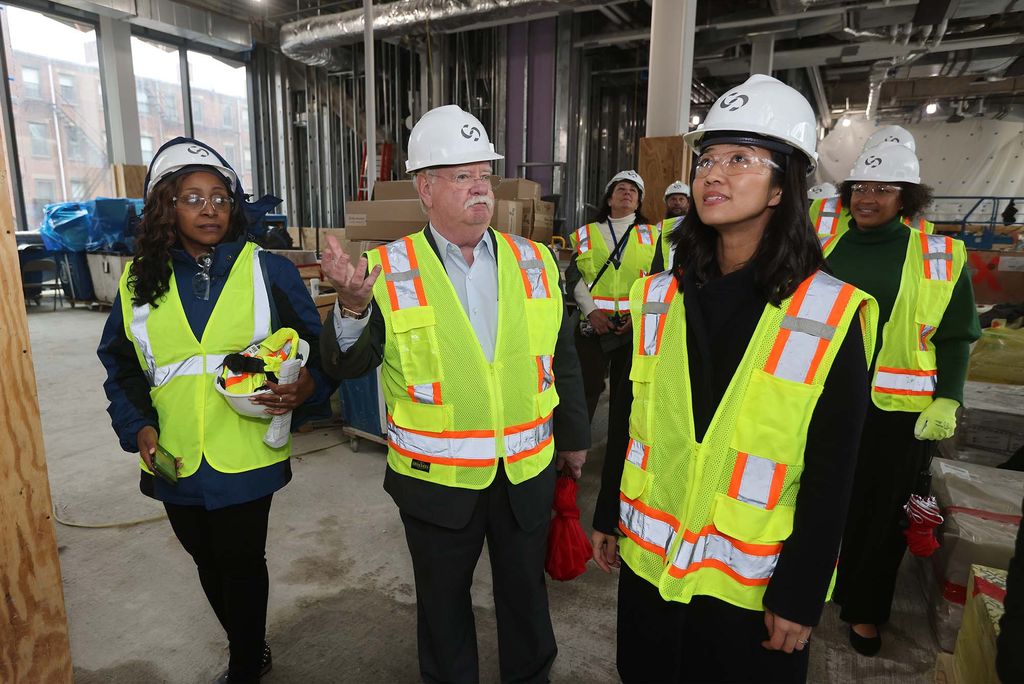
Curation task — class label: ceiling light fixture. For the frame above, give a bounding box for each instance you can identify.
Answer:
[925,102,938,115]
[690,114,700,126]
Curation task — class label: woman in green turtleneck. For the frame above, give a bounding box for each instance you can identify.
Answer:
[824,143,981,657]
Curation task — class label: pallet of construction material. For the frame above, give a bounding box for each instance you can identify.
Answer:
[951,564,1007,684]
[923,458,1023,651]
[956,382,1024,457]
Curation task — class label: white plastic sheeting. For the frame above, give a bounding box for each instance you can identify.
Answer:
[816,117,1024,224]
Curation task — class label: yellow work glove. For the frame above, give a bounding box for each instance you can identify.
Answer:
[913,398,959,441]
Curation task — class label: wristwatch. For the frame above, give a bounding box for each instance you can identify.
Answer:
[340,303,369,320]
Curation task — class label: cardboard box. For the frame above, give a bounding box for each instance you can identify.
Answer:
[968,250,1024,305]
[491,200,523,236]
[371,180,418,201]
[952,565,1006,684]
[956,382,1024,456]
[522,199,555,244]
[345,200,426,240]
[495,178,541,201]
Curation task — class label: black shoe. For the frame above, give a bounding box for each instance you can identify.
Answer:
[213,642,273,683]
[848,626,881,656]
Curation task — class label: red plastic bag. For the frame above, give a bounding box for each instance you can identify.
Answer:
[545,475,593,581]
[903,493,943,557]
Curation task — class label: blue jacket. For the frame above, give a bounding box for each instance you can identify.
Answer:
[97,239,335,509]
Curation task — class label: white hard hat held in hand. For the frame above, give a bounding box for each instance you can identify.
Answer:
[664,181,691,198]
[683,74,818,173]
[808,182,839,200]
[864,125,916,153]
[406,105,504,172]
[606,170,645,201]
[846,142,921,184]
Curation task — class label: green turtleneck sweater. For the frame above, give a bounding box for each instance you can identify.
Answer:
[825,217,981,405]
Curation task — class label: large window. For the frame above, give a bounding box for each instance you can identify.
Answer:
[130,36,185,152]
[3,5,112,227]
[188,51,252,192]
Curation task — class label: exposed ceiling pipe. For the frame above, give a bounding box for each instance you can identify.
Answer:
[281,0,594,66]
[902,21,915,46]
[865,60,894,121]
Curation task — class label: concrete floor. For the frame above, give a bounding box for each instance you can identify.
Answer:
[27,303,941,683]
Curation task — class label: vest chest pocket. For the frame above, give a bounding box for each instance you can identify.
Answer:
[391,306,442,386]
[712,492,795,545]
[629,355,659,444]
[731,369,822,467]
[525,299,559,355]
[915,279,954,328]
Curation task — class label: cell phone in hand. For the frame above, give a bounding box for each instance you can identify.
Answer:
[153,444,179,484]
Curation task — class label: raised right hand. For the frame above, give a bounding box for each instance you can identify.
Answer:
[321,235,382,314]
[587,310,614,336]
[591,531,620,573]
[136,425,158,472]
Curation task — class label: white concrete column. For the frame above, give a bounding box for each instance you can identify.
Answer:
[750,35,775,76]
[97,15,142,165]
[644,0,696,137]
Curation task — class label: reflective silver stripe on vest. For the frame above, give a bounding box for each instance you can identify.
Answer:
[593,297,629,312]
[150,353,227,387]
[874,368,937,395]
[626,437,650,469]
[670,529,779,582]
[770,272,844,384]
[387,419,496,462]
[620,498,677,558]
[382,239,424,310]
[923,234,952,282]
[640,271,675,356]
[504,416,553,461]
[251,247,271,343]
[733,453,783,509]
[129,302,157,384]
[816,197,841,237]
[410,383,439,404]
[636,224,655,245]
[505,233,550,299]
[538,355,553,392]
[575,225,592,254]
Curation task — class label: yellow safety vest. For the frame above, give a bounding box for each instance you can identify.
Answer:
[366,229,563,489]
[120,241,289,477]
[824,228,966,412]
[618,269,877,610]
[571,221,656,315]
[657,217,683,271]
[812,198,935,252]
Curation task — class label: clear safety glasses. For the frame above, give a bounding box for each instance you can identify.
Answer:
[427,172,502,190]
[850,183,902,196]
[694,152,781,178]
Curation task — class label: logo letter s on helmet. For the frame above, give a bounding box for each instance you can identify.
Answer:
[865,156,883,168]
[720,94,749,112]
[461,125,481,142]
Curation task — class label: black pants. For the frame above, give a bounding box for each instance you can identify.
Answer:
[833,404,931,625]
[617,564,809,683]
[165,495,273,682]
[400,468,556,684]
[574,325,631,423]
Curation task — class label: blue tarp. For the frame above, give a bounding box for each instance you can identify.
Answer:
[38,198,142,254]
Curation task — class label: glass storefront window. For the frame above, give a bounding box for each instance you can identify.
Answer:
[188,50,252,192]
[2,5,112,228]
[131,36,185,154]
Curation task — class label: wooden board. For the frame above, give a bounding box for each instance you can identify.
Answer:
[0,109,73,682]
[111,163,147,198]
[638,135,690,223]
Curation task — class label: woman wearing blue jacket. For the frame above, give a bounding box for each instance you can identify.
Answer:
[97,138,332,683]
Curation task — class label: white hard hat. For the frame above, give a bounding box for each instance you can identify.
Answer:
[864,125,916,153]
[405,105,503,172]
[144,138,238,199]
[846,143,921,184]
[807,182,839,200]
[664,181,691,198]
[214,339,310,419]
[605,170,645,201]
[683,74,818,172]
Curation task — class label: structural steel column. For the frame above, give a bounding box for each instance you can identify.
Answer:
[97,15,142,165]
[644,0,696,137]
[750,35,776,76]
[363,0,376,199]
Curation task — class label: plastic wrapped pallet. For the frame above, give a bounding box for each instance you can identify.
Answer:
[952,564,1007,684]
[968,328,1024,386]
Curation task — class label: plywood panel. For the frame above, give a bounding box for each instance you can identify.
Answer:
[111,164,148,198]
[638,136,690,223]
[0,118,73,682]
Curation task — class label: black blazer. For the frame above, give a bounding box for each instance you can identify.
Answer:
[320,228,590,531]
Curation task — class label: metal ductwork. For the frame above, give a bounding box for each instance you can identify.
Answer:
[281,0,591,67]
[865,60,894,121]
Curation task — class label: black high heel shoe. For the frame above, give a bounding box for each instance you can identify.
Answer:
[848,625,882,657]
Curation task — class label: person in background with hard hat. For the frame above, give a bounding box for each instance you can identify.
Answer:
[591,74,878,683]
[564,170,657,423]
[318,105,590,683]
[826,142,980,657]
[810,125,936,241]
[97,137,332,683]
[650,180,690,273]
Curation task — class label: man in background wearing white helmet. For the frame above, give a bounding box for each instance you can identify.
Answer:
[664,180,691,219]
[318,105,589,683]
[565,169,657,425]
[649,180,690,272]
[824,142,980,657]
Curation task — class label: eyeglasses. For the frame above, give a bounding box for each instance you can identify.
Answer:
[851,183,902,196]
[192,252,213,301]
[427,172,502,190]
[694,152,781,178]
[174,193,234,212]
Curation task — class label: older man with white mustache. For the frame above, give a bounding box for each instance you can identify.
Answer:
[319,105,590,683]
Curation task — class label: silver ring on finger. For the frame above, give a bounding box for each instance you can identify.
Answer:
[798,639,810,645]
